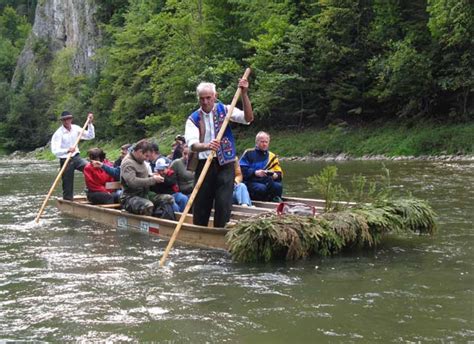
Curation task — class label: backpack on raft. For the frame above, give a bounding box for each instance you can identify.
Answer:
[153,202,176,220]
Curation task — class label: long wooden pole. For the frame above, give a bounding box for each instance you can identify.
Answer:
[159,68,251,266]
[34,116,92,223]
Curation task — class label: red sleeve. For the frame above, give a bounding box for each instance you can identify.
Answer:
[84,163,114,193]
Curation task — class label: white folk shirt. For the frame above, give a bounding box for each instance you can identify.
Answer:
[185,105,249,160]
[51,124,95,159]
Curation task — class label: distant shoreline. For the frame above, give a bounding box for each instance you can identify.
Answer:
[4,148,473,163]
[280,153,474,162]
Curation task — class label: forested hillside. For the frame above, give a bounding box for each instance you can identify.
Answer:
[0,0,472,152]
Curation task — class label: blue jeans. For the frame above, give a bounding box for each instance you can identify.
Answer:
[233,183,252,206]
[173,192,188,212]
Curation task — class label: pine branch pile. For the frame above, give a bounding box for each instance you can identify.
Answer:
[226,198,436,263]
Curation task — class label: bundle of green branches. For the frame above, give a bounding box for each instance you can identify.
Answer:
[226,198,436,263]
[226,165,436,263]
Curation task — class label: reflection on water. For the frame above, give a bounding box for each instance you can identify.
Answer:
[0,158,472,342]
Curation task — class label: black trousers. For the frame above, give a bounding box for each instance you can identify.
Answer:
[59,154,87,200]
[87,191,115,204]
[193,159,234,228]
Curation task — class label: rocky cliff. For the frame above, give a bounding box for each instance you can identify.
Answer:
[12,0,100,88]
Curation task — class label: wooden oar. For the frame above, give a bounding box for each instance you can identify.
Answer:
[34,115,92,223]
[159,68,251,267]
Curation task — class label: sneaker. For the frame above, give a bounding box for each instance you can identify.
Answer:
[271,196,283,203]
[241,204,249,207]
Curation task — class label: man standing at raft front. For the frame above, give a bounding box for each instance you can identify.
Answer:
[185,79,254,227]
[51,111,95,200]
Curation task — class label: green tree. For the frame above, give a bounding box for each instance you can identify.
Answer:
[0,6,30,81]
[427,0,474,118]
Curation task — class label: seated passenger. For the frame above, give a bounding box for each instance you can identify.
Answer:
[150,158,189,212]
[84,148,121,204]
[240,131,283,202]
[233,158,252,206]
[169,134,186,161]
[114,143,132,167]
[169,145,194,195]
[120,140,173,216]
[146,143,171,175]
[91,143,131,181]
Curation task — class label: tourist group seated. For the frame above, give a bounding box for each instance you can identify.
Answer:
[80,131,283,221]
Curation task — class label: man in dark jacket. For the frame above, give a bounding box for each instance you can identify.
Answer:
[240,131,283,202]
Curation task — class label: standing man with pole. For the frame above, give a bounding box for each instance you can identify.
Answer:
[185,78,254,228]
[51,111,95,200]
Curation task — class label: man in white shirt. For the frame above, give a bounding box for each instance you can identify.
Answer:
[185,79,253,227]
[51,111,95,200]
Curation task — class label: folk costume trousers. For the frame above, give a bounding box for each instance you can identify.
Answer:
[193,159,234,228]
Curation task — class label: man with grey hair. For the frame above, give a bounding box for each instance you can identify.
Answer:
[185,78,254,227]
[240,131,283,202]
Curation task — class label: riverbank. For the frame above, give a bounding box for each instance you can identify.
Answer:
[4,120,473,161]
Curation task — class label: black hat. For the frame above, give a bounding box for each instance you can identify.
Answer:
[60,111,73,120]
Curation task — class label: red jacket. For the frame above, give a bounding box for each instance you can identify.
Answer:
[84,160,115,193]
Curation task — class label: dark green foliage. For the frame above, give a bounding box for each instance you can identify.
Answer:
[0,6,30,81]
[226,198,436,263]
[2,0,473,151]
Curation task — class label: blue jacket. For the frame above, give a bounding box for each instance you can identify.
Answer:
[240,147,283,183]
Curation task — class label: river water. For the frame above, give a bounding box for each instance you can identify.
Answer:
[0,158,472,342]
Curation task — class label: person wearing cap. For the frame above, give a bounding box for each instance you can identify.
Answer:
[146,142,171,175]
[51,111,95,200]
[170,134,186,161]
[150,158,188,212]
[185,78,253,227]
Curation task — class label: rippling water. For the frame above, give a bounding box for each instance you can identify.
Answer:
[0,158,472,342]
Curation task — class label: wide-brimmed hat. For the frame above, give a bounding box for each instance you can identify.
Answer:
[154,158,169,171]
[60,111,73,120]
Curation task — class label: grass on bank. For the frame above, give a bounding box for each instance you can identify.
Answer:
[234,121,474,157]
[31,120,473,161]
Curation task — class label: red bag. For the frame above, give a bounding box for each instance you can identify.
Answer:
[276,202,317,216]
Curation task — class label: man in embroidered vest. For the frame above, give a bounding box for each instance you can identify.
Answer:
[185,79,254,227]
[240,131,283,202]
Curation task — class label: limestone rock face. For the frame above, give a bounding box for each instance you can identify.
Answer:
[12,0,100,87]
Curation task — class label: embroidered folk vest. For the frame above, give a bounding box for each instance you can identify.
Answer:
[187,102,237,170]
